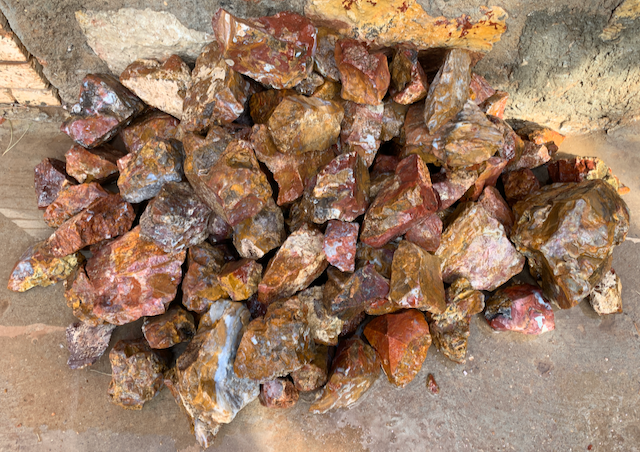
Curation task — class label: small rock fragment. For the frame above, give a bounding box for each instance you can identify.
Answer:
[506,141,551,171]
[142,306,196,349]
[389,47,429,105]
[547,156,629,195]
[219,259,262,301]
[484,284,555,335]
[380,100,408,142]
[66,322,116,370]
[34,158,75,209]
[121,110,180,154]
[356,241,397,279]
[470,73,495,104]
[295,72,325,96]
[340,101,384,167]
[65,143,126,184]
[403,102,444,164]
[249,89,296,124]
[182,243,228,313]
[487,115,523,163]
[312,79,342,100]
[590,269,623,315]
[64,263,101,325]
[426,373,439,394]
[369,154,399,199]
[479,91,509,119]
[207,211,234,244]
[233,197,285,259]
[43,183,109,228]
[478,186,514,236]
[259,379,299,409]
[405,213,443,253]
[501,169,541,205]
[324,220,359,273]
[324,264,390,319]
[291,344,331,391]
[508,119,565,146]
[335,39,390,105]
[299,286,344,346]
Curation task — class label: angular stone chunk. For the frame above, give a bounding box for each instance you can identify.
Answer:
[389,240,445,314]
[65,143,126,184]
[121,110,180,154]
[171,300,258,448]
[139,182,211,253]
[233,197,285,259]
[356,241,397,280]
[108,338,169,410]
[295,72,325,96]
[213,9,317,89]
[314,28,340,81]
[364,309,431,387]
[324,220,359,273]
[547,156,629,195]
[511,180,630,309]
[361,154,438,247]
[340,101,384,166]
[478,186,514,236]
[219,259,262,301]
[43,183,110,228]
[117,138,184,204]
[380,100,408,142]
[182,243,228,313]
[324,264,389,319]
[181,42,250,133]
[436,203,525,291]
[208,211,234,244]
[64,263,101,325]
[291,344,331,391]
[590,269,623,315]
[389,47,429,105]
[470,73,495,104]
[485,284,555,335]
[335,39,390,105]
[258,224,327,305]
[429,278,484,364]
[66,321,116,370]
[249,89,296,124]
[234,296,314,381]
[309,337,380,414]
[431,167,477,210]
[142,306,196,349]
[268,95,344,155]
[464,156,508,201]
[369,154,399,199]
[502,168,541,205]
[62,74,145,148]
[405,213,443,253]
[312,79,342,100]
[479,91,509,119]
[297,286,344,346]
[45,194,134,258]
[259,379,299,409]
[34,158,75,209]
[402,102,444,164]
[120,55,191,119]
[506,141,551,171]
[487,115,524,163]
[508,119,565,146]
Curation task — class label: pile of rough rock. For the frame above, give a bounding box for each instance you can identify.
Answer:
[7,7,631,449]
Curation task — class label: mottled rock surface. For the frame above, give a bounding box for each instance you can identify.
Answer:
[259,379,299,408]
[298,286,343,346]
[485,284,555,335]
[291,344,331,391]
[389,47,429,105]
[121,110,180,154]
[43,183,109,228]
[34,158,75,209]
[219,259,262,301]
[590,269,623,315]
[233,197,285,259]
[405,213,443,253]
[324,220,359,273]
[324,264,389,319]
[142,307,196,349]
[182,243,227,313]
[65,144,126,184]
[340,101,384,167]
[547,156,629,195]
[478,186,514,236]
[66,322,116,370]
[502,168,541,205]
[335,39,390,105]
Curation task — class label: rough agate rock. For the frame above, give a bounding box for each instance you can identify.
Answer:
[464,156,508,201]
[324,264,389,320]
[369,154,399,199]
[340,101,384,167]
[389,47,429,105]
[182,243,228,313]
[335,39,390,105]
[502,168,541,205]
[479,91,509,119]
[470,73,495,104]
[64,263,101,325]
[511,180,630,309]
[213,9,317,89]
[219,259,262,301]
[249,89,296,124]
[142,306,196,349]
[314,27,340,81]
[547,156,629,195]
[487,115,523,163]
[62,74,145,148]
[484,284,555,335]
[297,286,343,346]
[405,213,442,253]
[506,141,551,172]
[66,321,116,370]
[295,72,325,96]
[121,110,179,154]
[356,241,397,279]
[108,338,169,410]
[478,186,514,236]
[43,182,109,228]
[590,269,623,315]
[381,100,408,142]
[291,344,331,391]
[233,197,285,259]
[120,55,191,119]
[309,337,380,414]
[65,144,126,184]
[8,241,81,292]
[259,379,299,409]
[34,158,75,209]
[508,119,565,146]
[324,220,359,272]
[431,167,477,210]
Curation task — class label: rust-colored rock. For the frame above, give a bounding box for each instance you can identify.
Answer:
[309,337,380,414]
[121,110,180,154]
[478,186,514,236]
[312,79,342,100]
[219,259,262,301]
[508,119,565,146]
[259,378,299,408]
[470,73,495,104]
[208,211,234,244]
[324,264,390,320]
[108,338,169,410]
[487,115,523,163]
[427,373,439,394]
[405,213,443,253]
[364,309,431,387]
[436,202,524,291]
[390,47,429,105]
[43,182,109,228]
[403,101,443,164]
[65,143,126,184]
[479,91,509,119]
[590,269,623,315]
[356,240,397,279]
[547,156,629,195]
[463,156,508,201]
[64,263,101,325]
[335,39,390,105]
[506,141,551,171]
[34,158,75,209]
[314,27,340,81]
[502,168,541,205]
[298,286,343,346]
[511,180,630,309]
[233,197,285,259]
[8,241,81,292]
[485,284,555,335]
[142,306,196,349]
[295,72,325,96]
[369,154,399,199]
[182,243,228,313]
[431,167,477,210]
[291,344,331,391]
[66,321,116,370]
[324,220,359,272]
[380,100,408,142]
[61,74,145,148]
[249,89,296,124]
[340,101,384,166]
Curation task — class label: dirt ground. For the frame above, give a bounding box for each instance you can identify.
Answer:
[0,118,639,452]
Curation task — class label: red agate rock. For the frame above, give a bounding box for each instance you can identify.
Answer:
[356,241,397,279]
[389,47,429,105]
[426,374,439,394]
[506,141,551,171]
[208,211,234,243]
[380,100,408,142]
[405,213,443,253]
[590,269,623,315]
[66,321,116,370]
[65,143,126,184]
[508,119,565,146]
[470,73,495,104]
[213,9,317,89]
[108,338,170,410]
[464,156,508,201]
[43,182,109,228]
[64,263,101,325]
[502,168,541,205]
[478,186,514,236]
[219,259,262,301]
[233,197,285,259]
[340,101,384,167]
[431,167,477,210]
[291,344,331,391]
[295,72,325,96]
[487,115,523,163]
[436,203,524,291]
[403,102,444,165]
[485,284,555,335]
[182,243,228,313]
[547,156,629,195]
[335,39,390,105]
[120,55,191,119]
[314,27,340,81]
[259,378,299,409]
[45,194,135,257]
[324,264,390,319]
[369,153,399,199]
[8,241,82,292]
[142,306,196,349]
[121,110,179,154]
[249,89,296,124]
[361,154,438,247]
[258,224,327,305]
[34,158,75,209]
[479,91,509,119]
[364,309,431,387]
[62,74,145,148]
[298,286,343,346]
[309,337,380,414]
[324,220,359,273]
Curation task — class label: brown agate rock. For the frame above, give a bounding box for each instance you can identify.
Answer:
[120,55,191,119]
[308,150,370,223]
[208,211,234,244]
[464,156,509,201]
[34,158,75,209]
[485,284,555,335]
[431,167,477,210]
[369,154,399,199]
[389,240,445,314]
[312,79,342,100]
[314,28,340,81]
[295,72,325,96]
[436,203,524,291]
[234,296,314,381]
[547,156,629,195]
[291,344,331,391]
[324,220,359,273]
[508,119,565,146]
[181,42,250,133]
[43,182,109,228]
[423,49,471,134]
[139,182,211,253]
[506,141,551,171]
[8,241,81,292]
[64,263,101,325]
[356,241,397,279]
[427,374,439,394]
[268,95,344,155]
[340,101,384,166]
[478,186,514,236]
[249,89,296,124]
[65,144,126,184]
[470,73,495,104]
[108,338,169,410]
[502,168,541,205]
[309,337,380,414]
[62,74,145,148]
[259,379,299,409]
[361,155,438,247]
[403,102,443,164]
[121,110,179,154]
[219,259,262,301]
[324,264,389,319]
[511,180,630,309]
[479,91,509,119]
[298,286,343,346]
[182,243,228,313]
[389,47,429,105]
[117,138,184,204]
[45,194,135,257]
[590,269,623,315]
[364,309,431,387]
[487,115,523,163]
[233,197,285,259]
[335,39,390,105]
[171,300,258,448]
[429,278,484,364]
[381,100,408,142]
[66,321,116,370]
[142,306,196,349]
[405,213,443,253]
[213,9,317,89]
[258,224,327,305]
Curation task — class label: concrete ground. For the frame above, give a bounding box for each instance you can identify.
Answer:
[0,116,639,452]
